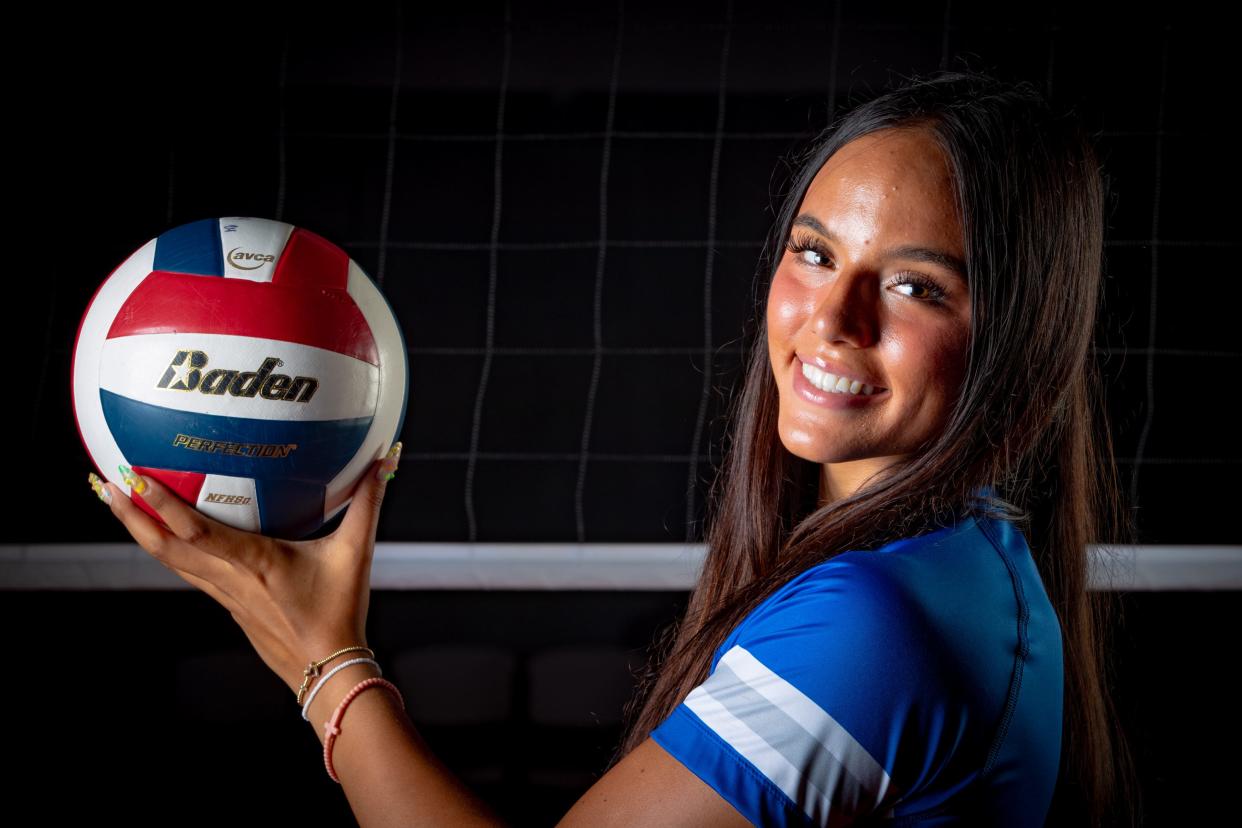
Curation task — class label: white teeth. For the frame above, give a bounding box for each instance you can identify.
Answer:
[801,361,881,396]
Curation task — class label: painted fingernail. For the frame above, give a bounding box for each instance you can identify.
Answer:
[118,463,148,494]
[376,442,402,482]
[88,472,112,505]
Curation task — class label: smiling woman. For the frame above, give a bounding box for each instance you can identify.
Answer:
[602,70,1143,828]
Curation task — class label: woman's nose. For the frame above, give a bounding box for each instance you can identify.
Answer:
[812,269,879,348]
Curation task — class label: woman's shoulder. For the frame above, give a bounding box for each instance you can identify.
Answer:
[719,509,1046,678]
[709,522,972,676]
[826,509,1039,605]
[769,511,1025,611]
[673,515,1021,824]
[661,507,1061,826]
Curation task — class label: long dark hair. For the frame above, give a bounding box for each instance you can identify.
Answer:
[606,69,1142,827]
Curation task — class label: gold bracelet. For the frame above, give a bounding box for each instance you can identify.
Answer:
[296,646,375,706]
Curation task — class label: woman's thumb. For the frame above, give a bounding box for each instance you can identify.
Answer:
[336,442,402,549]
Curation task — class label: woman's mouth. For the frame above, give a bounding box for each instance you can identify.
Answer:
[793,358,888,408]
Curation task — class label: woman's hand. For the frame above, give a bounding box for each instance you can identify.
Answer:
[88,443,402,697]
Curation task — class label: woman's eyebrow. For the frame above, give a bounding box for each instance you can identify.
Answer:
[791,213,968,283]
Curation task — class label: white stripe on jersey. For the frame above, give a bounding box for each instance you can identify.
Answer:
[683,644,898,826]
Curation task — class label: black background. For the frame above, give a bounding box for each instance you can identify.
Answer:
[7,1,1237,825]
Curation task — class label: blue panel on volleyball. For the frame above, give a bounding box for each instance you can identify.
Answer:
[255,479,327,538]
[154,218,223,276]
[100,389,372,480]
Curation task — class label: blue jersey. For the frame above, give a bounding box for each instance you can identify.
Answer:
[650,511,1063,827]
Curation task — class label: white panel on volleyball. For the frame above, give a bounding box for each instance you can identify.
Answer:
[99,333,379,421]
[194,475,262,533]
[321,260,409,524]
[218,217,295,284]
[72,238,158,496]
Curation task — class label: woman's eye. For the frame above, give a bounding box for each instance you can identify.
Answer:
[784,233,832,268]
[891,273,949,303]
[798,248,829,267]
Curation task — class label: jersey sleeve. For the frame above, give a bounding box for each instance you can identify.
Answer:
[650,554,966,827]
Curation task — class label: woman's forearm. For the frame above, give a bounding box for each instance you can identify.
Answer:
[304,661,508,828]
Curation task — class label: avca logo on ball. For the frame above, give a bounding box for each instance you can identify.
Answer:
[156,349,320,403]
[227,247,276,270]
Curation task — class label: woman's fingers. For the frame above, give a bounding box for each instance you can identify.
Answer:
[101,477,245,618]
[116,464,269,576]
[104,470,240,593]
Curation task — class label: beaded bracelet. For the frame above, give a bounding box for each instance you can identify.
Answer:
[297,646,376,706]
[323,677,406,783]
[301,657,382,721]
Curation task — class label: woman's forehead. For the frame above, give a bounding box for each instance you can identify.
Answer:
[808,130,953,201]
[798,133,961,247]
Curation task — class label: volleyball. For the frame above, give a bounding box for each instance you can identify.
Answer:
[71,216,408,540]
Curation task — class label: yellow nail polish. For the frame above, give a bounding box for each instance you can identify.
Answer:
[376,442,402,482]
[118,463,148,494]
[87,472,112,505]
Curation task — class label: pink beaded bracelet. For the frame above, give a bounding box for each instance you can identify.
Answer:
[323,676,406,783]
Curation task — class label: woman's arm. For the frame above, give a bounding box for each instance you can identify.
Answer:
[98,463,752,828]
[303,657,751,828]
[303,659,505,827]
[302,659,751,828]
[555,738,754,828]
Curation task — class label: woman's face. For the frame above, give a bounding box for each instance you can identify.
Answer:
[766,128,972,503]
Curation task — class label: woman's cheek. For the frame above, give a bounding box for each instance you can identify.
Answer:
[767,267,807,336]
[897,325,970,405]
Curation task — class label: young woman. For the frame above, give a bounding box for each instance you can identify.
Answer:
[93,69,1140,827]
